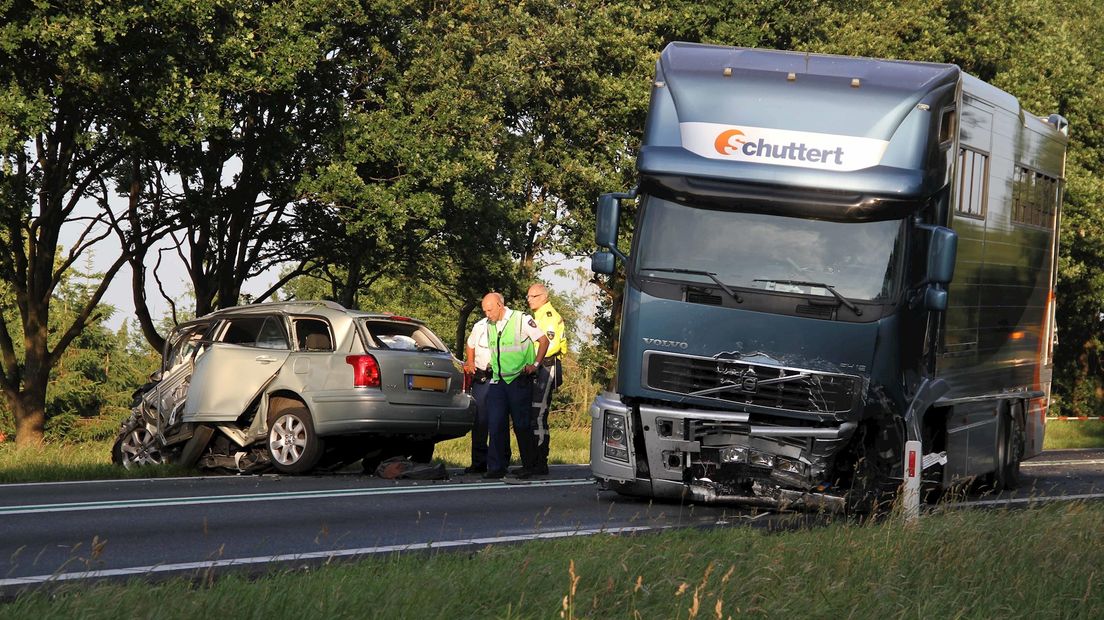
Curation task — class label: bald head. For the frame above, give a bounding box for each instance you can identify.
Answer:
[526,283,548,310]
[481,292,505,322]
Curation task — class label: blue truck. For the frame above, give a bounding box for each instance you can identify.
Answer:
[590,43,1068,510]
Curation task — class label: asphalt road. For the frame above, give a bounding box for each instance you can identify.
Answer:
[2,449,1102,590]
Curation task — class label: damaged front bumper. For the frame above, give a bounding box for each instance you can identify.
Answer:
[590,392,857,510]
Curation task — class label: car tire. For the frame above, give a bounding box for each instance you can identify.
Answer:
[267,407,323,474]
[112,417,165,470]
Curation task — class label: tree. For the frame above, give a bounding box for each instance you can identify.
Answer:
[121,0,360,354]
[0,1,186,444]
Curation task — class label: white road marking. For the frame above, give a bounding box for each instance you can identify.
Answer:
[940,491,1104,510]
[0,465,594,489]
[0,525,665,588]
[0,478,596,516]
[0,474,239,489]
[1021,459,1104,468]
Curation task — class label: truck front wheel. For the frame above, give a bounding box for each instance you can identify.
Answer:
[995,401,1024,491]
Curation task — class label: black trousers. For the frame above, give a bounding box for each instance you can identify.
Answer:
[530,358,561,467]
[486,376,538,473]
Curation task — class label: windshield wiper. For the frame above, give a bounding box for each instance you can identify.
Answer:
[752,279,863,316]
[641,267,743,303]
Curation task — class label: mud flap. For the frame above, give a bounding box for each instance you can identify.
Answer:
[179,424,215,468]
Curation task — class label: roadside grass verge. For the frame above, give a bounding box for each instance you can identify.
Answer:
[434,424,591,468]
[1043,419,1104,449]
[0,426,593,484]
[4,501,1101,618]
[0,441,192,484]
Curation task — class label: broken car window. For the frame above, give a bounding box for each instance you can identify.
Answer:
[362,320,447,352]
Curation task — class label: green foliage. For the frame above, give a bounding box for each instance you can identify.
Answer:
[0,265,159,441]
[4,0,1104,436]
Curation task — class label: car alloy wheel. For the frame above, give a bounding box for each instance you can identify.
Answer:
[118,427,164,469]
[266,407,323,474]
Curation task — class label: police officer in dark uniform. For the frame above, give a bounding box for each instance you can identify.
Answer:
[526,283,566,475]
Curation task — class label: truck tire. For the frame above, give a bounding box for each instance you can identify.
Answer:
[995,401,1024,491]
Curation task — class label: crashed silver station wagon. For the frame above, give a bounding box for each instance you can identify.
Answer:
[112,301,474,474]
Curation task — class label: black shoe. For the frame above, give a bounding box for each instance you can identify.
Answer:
[533,464,549,475]
[464,465,487,474]
[511,468,535,480]
[482,470,506,479]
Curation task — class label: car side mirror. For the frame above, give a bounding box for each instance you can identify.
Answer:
[591,251,615,275]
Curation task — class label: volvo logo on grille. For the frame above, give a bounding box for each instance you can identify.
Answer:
[642,337,688,349]
[718,364,759,393]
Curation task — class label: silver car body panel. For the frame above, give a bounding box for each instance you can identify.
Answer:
[183,343,289,421]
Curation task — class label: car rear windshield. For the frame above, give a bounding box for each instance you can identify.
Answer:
[360,319,447,352]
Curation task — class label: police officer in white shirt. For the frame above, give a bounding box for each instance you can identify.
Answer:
[462,315,508,473]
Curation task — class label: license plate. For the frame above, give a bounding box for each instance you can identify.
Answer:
[408,375,447,392]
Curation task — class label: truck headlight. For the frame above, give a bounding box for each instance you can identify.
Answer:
[720,446,748,464]
[603,412,629,462]
[775,457,805,475]
[748,451,775,468]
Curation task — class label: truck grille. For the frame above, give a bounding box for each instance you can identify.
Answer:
[644,352,859,414]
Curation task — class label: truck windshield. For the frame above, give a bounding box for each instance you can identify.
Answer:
[635,196,905,302]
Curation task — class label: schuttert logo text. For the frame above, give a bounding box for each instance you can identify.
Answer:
[679,122,889,172]
[713,129,845,166]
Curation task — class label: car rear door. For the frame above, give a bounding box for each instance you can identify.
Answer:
[183,314,292,420]
[359,318,463,407]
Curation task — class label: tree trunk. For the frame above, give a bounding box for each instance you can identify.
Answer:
[607,284,624,391]
[14,398,46,446]
[455,299,478,357]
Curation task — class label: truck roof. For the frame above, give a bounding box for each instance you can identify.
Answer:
[656,43,959,137]
[639,43,964,211]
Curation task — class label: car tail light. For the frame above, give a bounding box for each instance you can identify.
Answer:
[346,354,381,388]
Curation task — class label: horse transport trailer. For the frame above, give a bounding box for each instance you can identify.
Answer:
[590,43,1067,510]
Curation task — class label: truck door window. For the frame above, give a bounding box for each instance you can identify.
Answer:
[955,148,988,219]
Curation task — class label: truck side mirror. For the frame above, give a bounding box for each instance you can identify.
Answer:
[596,194,620,249]
[926,226,957,285]
[591,251,615,275]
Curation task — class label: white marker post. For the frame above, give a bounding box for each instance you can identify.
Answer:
[903,440,922,522]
